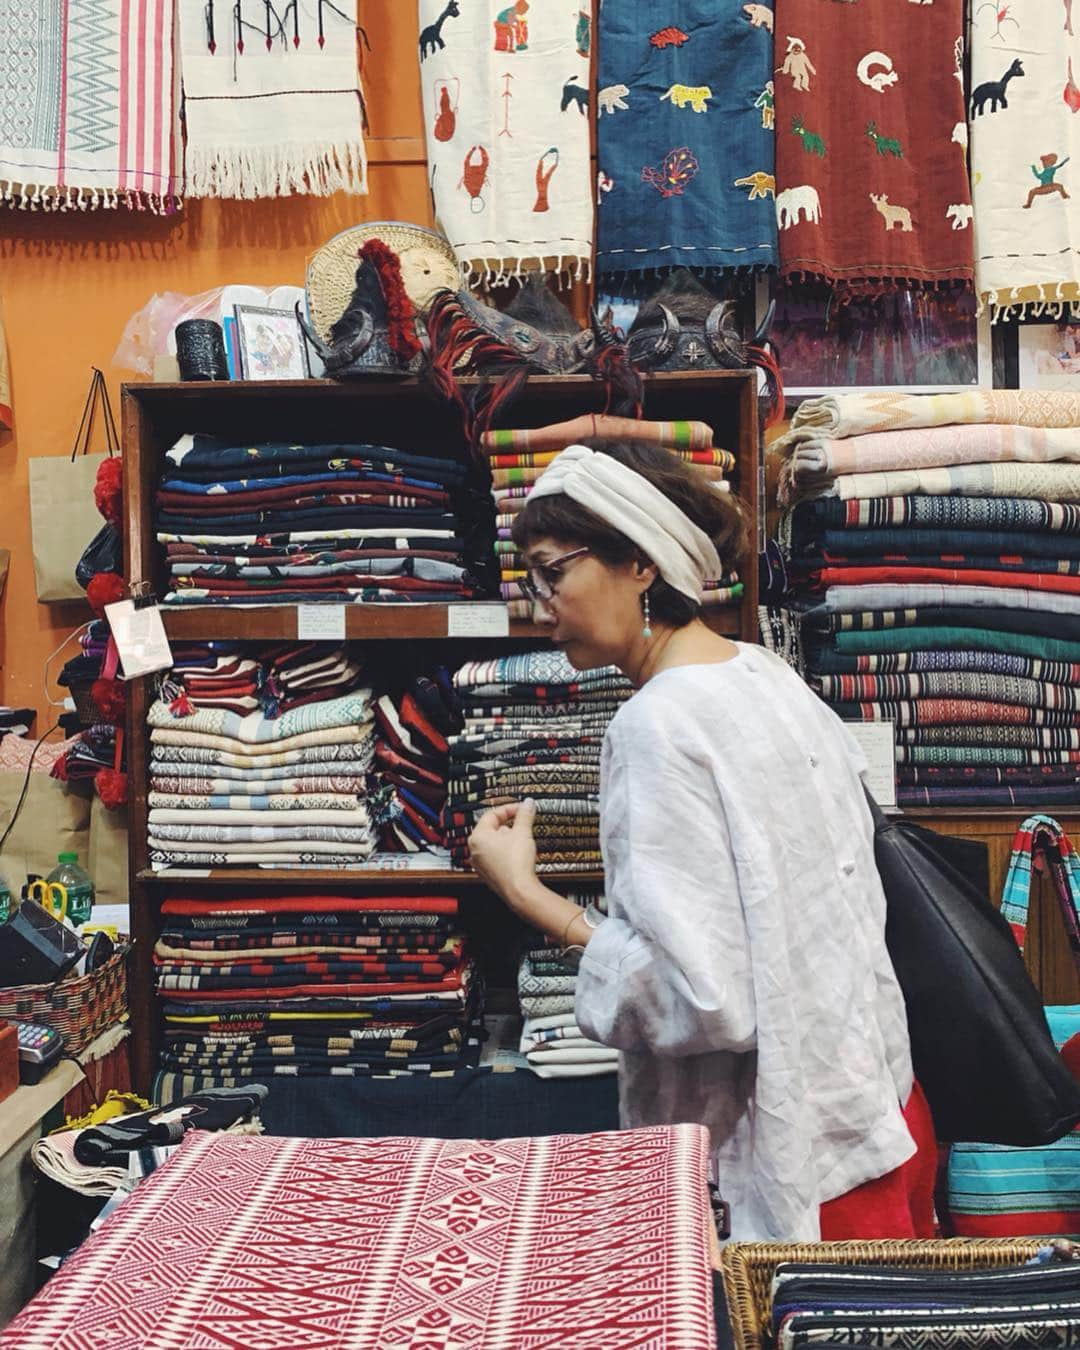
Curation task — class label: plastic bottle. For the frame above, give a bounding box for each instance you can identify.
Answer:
[46,853,95,928]
[0,881,10,924]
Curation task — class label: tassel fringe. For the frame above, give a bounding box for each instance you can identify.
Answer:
[0,180,182,213]
[185,139,367,199]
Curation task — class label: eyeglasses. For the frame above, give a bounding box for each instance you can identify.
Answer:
[519,547,591,604]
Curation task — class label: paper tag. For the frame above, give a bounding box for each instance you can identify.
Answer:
[105,600,174,678]
[447,604,510,638]
[844,721,896,808]
[297,605,346,641]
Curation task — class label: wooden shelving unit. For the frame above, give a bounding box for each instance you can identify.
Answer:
[122,369,760,1091]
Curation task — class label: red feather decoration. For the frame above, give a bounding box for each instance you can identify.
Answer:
[94,456,124,527]
[95,768,129,810]
[91,678,127,727]
[86,571,126,617]
[359,238,422,361]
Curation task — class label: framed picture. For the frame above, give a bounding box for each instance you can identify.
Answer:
[233,304,310,381]
[1016,321,1080,390]
[757,279,992,397]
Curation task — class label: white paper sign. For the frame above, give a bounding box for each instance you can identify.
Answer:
[297,605,346,641]
[447,604,510,638]
[844,721,896,808]
[105,599,174,678]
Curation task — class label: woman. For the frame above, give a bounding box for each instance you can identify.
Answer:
[468,441,935,1243]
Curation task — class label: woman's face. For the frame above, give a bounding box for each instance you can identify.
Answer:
[523,535,651,671]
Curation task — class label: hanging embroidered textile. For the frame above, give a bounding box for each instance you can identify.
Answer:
[418,0,592,283]
[178,1,367,199]
[0,0,179,211]
[595,1,777,277]
[0,1126,717,1350]
[773,0,972,296]
[0,301,10,431]
[970,3,1080,318]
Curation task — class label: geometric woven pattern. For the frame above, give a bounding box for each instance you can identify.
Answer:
[0,1126,715,1349]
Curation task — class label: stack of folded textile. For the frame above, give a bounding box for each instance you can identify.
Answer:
[153,894,481,1081]
[445,651,632,873]
[517,893,618,1079]
[373,669,462,852]
[50,724,120,784]
[56,619,110,723]
[480,417,743,619]
[146,669,376,869]
[767,1250,1080,1348]
[156,433,482,606]
[259,643,366,715]
[775,390,1080,809]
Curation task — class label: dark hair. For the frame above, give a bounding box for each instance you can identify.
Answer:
[510,440,748,628]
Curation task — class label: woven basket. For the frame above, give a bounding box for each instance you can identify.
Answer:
[68,681,106,728]
[0,941,129,1056]
[720,1238,1046,1350]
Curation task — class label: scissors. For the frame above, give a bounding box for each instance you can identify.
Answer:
[27,880,69,922]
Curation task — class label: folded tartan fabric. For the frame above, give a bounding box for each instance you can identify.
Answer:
[0,1126,716,1350]
[818,672,1080,712]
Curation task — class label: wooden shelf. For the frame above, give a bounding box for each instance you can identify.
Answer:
[138,868,604,886]
[160,605,742,642]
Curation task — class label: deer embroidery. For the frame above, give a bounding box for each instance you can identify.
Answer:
[870,192,913,231]
[970,58,1024,115]
[791,116,826,156]
[866,122,903,157]
[419,0,460,60]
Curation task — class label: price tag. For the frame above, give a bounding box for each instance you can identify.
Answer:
[297,605,346,641]
[105,599,174,678]
[447,604,510,638]
[844,721,896,808]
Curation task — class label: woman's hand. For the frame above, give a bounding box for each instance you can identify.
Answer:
[467,799,538,907]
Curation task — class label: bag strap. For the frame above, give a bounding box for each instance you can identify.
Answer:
[1001,814,1080,966]
[70,368,119,463]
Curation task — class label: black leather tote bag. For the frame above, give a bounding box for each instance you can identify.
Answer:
[866,792,1080,1146]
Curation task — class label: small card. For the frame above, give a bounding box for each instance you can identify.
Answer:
[447,604,510,638]
[844,721,896,808]
[297,604,346,641]
[105,599,174,678]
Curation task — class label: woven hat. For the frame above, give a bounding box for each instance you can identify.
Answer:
[305,221,459,343]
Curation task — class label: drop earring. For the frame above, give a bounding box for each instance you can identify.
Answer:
[641,591,652,639]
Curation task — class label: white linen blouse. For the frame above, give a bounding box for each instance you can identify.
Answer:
[574,643,915,1242]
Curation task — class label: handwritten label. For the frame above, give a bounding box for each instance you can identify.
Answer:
[844,721,896,808]
[297,605,346,641]
[447,604,511,638]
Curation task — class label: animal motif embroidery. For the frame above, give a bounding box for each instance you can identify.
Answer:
[493,1,529,53]
[561,77,589,114]
[1065,58,1080,113]
[857,52,899,92]
[952,121,968,150]
[433,82,458,142]
[791,115,825,156]
[743,4,774,31]
[865,121,903,157]
[598,84,630,115]
[776,184,821,228]
[650,26,689,48]
[642,146,700,196]
[946,202,973,228]
[459,145,490,212]
[975,2,1019,41]
[970,58,1024,115]
[419,0,460,60]
[779,37,816,92]
[597,170,614,203]
[533,148,559,212]
[754,81,775,130]
[576,8,591,57]
[660,84,713,113]
[734,171,776,200]
[870,192,913,231]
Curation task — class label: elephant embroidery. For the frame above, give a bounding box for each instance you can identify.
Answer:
[775,184,821,227]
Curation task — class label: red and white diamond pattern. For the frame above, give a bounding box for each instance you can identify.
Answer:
[0,1125,713,1349]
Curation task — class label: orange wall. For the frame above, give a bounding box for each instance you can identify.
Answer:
[0,7,430,729]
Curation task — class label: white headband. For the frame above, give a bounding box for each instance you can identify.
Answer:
[528,444,721,601]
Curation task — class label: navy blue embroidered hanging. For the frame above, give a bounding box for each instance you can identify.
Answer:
[596,1,778,278]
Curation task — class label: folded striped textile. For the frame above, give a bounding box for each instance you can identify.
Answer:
[810,566,1080,595]
[828,699,1080,729]
[823,462,1080,504]
[897,766,1080,788]
[796,529,1080,562]
[0,1128,715,1350]
[898,785,1080,808]
[896,746,1080,767]
[150,776,367,796]
[151,725,374,757]
[481,417,714,454]
[805,647,1080,684]
[815,583,1080,615]
[148,792,364,811]
[786,495,1080,539]
[818,673,1080,712]
[148,690,373,743]
[781,424,1080,500]
[828,627,1080,662]
[894,725,1080,750]
[804,607,1078,640]
[776,390,1080,447]
[150,743,373,772]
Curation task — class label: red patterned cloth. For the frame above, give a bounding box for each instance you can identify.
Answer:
[0,1126,715,1350]
[773,0,973,295]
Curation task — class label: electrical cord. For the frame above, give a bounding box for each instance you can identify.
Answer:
[0,719,61,854]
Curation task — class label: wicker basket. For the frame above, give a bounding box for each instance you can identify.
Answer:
[720,1238,1046,1350]
[0,942,129,1056]
[68,680,106,728]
